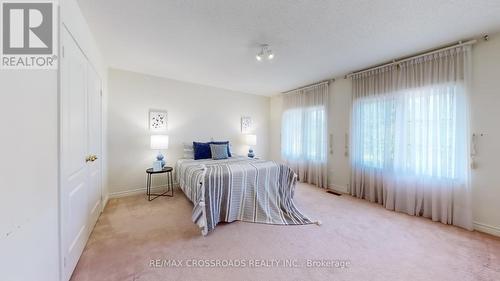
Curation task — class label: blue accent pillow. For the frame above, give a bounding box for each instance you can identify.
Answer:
[211,141,232,157]
[193,142,212,160]
[210,144,229,160]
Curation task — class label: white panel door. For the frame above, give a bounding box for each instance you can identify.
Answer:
[60,27,89,281]
[87,65,102,230]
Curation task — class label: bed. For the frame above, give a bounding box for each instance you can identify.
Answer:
[175,156,315,235]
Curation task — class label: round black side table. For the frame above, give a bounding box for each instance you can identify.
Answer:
[146,167,174,201]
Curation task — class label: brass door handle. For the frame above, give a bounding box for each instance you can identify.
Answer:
[86,155,98,162]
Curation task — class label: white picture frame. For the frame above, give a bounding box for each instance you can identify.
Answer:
[241,116,253,133]
[149,110,168,132]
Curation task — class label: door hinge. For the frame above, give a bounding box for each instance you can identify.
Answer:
[62,46,65,58]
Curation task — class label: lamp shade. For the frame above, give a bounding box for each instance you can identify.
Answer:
[245,134,257,146]
[150,135,169,150]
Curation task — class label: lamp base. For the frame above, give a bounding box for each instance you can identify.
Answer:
[247,148,255,158]
[156,152,166,167]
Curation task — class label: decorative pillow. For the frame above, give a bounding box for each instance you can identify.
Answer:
[182,143,194,159]
[211,141,232,157]
[193,142,212,160]
[210,144,229,160]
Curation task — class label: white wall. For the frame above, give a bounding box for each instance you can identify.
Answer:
[0,71,59,281]
[470,34,500,236]
[327,79,351,193]
[270,34,500,236]
[107,69,270,196]
[0,1,107,280]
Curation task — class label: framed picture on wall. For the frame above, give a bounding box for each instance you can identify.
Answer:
[149,110,168,132]
[241,116,253,133]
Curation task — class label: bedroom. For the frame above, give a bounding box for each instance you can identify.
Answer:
[1,0,500,280]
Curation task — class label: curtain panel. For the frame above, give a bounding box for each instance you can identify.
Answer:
[281,83,329,188]
[350,46,472,230]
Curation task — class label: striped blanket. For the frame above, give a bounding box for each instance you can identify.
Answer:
[176,157,314,235]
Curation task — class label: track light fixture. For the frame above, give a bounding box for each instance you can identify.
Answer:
[256,44,274,61]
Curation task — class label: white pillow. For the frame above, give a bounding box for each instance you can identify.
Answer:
[183,143,194,159]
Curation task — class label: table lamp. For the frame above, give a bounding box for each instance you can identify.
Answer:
[245,134,257,158]
[150,135,169,168]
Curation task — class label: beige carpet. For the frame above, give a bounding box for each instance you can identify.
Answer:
[71,183,500,281]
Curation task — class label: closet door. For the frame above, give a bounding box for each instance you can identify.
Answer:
[60,27,89,281]
[87,66,102,229]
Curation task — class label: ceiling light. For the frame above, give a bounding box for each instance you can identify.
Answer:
[256,44,274,61]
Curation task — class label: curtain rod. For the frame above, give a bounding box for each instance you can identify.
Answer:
[283,78,334,94]
[346,39,477,78]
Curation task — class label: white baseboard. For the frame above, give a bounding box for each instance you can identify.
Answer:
[328,184,348,194]
[102,195,109,212]
[108,184,177,199]
[108,186,158,199]
[473,221,500,237]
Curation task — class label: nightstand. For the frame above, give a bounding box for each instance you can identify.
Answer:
[146,166,174,201]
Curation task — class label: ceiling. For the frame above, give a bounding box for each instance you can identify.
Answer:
[77,0,500,96]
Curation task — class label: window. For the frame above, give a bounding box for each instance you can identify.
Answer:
[401,84,459,179]
[281,106,327,162]
[353,83,463,179]
[355,96,396,169]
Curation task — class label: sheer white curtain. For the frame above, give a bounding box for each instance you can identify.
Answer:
[350,46,472,229]
[282,83,329,188]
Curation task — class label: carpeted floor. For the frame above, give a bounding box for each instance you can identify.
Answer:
[71,183,500,281]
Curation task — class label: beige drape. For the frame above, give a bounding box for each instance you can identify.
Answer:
[350,46,472,230]
[282,83,329,188]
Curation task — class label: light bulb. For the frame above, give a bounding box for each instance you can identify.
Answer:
[256,54,262,61]
[268,53,274,60]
